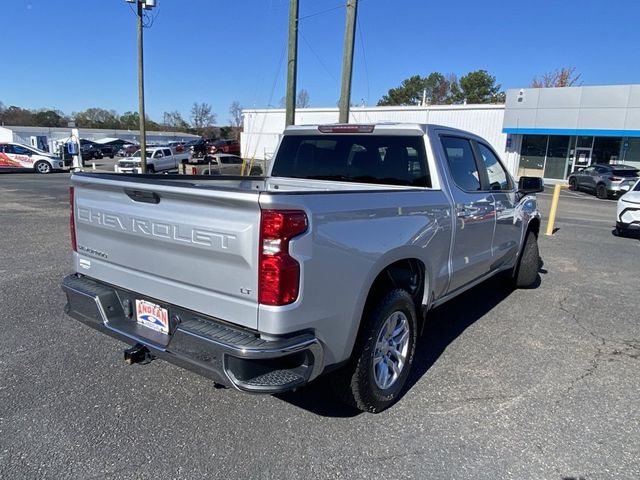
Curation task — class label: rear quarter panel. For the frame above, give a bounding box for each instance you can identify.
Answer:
[258,188,453,366]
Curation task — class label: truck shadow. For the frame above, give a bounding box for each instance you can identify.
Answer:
[278,270,543,418]
[406,276,516,392]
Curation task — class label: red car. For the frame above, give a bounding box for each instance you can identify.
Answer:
[207,139,240,155]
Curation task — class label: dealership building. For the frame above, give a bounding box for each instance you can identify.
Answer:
[241,84,640,180]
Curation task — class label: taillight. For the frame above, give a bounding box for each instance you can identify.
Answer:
[259,210,308,306]
[69,186,77,252]
[609,176,622,181]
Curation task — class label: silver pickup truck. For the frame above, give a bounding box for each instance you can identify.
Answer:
[62,123,543,413]
[114,146,191,174]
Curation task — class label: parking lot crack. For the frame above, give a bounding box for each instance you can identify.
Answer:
[558,295,607,346]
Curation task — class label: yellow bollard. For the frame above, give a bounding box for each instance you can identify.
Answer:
[545,183,563,236]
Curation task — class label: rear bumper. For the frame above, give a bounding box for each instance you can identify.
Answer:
[62,274,324,393]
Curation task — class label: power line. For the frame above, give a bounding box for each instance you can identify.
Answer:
[356,13,370,105]
[299,3,344,20]
[300,31,338,83]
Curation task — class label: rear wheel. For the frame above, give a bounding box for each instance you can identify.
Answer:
[34,160,52,174]
[332,289,417,413]
[513,231,540,288]
[596,184,608,199]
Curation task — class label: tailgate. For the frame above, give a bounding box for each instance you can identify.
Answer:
[72,175,261,330]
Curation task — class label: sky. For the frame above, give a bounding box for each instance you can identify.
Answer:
[2,0,640,125]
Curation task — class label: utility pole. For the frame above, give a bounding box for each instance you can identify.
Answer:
[136,0,148,173]
[285,0,299,127]
[338,0,358,124]
[127,0,156,172]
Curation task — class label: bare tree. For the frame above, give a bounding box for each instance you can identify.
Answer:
[190,102,216,130]
[532,67,581,88]
[162,110,189,130]
[296,89,310,108]
[229,101,243,129]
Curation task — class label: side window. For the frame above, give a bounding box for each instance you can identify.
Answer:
[153,151,163,158]
[3,144,14,154]
[477,143,511,191]
[441,136,481,191]
[163,149,172,157]
[13,145,30,155]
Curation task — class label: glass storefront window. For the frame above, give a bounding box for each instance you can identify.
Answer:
[592,137,622,165]
[518,135,547,177]
[543,136,570,179]
[623,138,640,169]
[576,136,593,148]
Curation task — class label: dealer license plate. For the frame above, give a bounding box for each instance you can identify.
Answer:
[135,299,169,335]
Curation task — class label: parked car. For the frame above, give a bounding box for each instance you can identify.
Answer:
[208,139,240,155]
[98,145,117,158]
[200,154,262,176]
[616,179,640,236]
[0,142,69,173]
[568,164,640,199]
[167,141,186,152]
[81,143,103,160]
[117,145,139,157]
[187,138,208,158]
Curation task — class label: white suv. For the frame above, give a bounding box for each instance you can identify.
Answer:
[617,179,640,236]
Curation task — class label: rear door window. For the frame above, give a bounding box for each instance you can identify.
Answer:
[441,136,481,191]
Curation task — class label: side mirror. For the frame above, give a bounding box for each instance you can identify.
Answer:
[518,176,544,194]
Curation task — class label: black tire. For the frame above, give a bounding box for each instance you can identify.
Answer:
[596,184,608,199]
[147,164,155,173]
[513,231,540,288]
[34,160,52,174]
[568,177,577,191]
[332,289,417,413]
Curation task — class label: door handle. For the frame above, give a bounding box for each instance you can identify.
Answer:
[456,203,474,218]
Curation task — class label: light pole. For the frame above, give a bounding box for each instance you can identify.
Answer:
[126,0,156,173]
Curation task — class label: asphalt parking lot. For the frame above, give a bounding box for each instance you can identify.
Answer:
[1,173,638,479]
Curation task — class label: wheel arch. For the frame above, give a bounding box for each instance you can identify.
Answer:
[528,216,541,237]
[344,257,430,362]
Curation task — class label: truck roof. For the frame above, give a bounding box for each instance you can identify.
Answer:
[283,123,476,137]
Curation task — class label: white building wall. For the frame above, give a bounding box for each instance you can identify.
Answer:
[0,127,14,143]
[241,105,515,174]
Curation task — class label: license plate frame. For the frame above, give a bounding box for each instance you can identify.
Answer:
[135,299,170,335]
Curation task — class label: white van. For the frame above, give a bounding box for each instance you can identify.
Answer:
[0,142,69,174]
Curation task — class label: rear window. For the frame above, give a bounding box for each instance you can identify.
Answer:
[613,169,639,177]
[271,135,431,187]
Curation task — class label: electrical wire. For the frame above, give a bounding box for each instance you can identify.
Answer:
[300,31,338,84]
[299,3,345,20]
[126,1,159,28]
[356,11,370,106]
